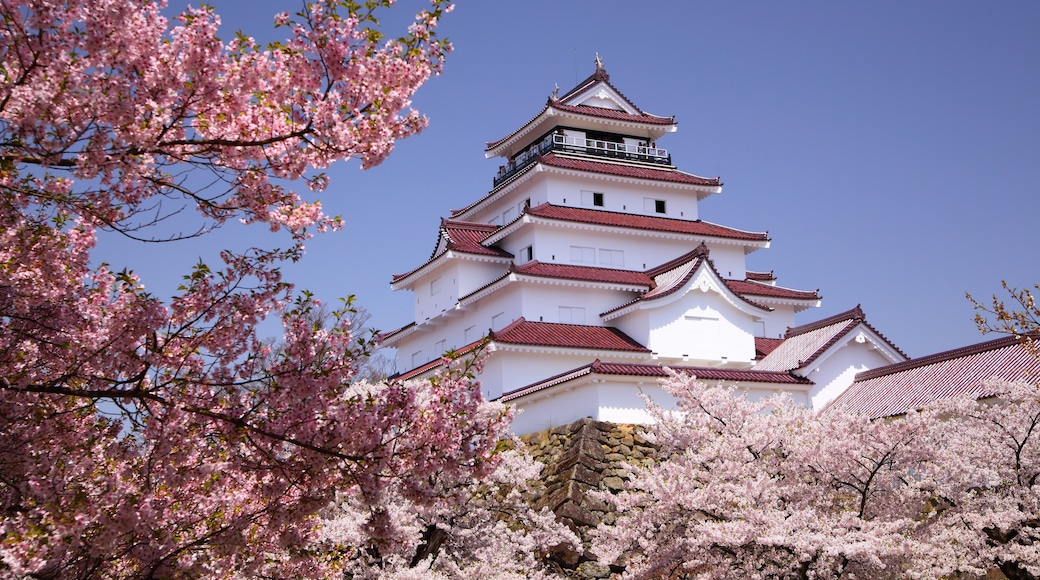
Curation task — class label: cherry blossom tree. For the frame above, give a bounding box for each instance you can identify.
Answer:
[591,369,1040,579]
[919,378,1040,580]
[590,373,935,579]
[0,0,572,577]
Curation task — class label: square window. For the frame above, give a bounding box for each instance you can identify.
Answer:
[570,246,595,264]
[593,192,604,206]
[559,306,586,324]
[655,199,666,214]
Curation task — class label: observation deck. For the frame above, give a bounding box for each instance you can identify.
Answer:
[494,133,671,188]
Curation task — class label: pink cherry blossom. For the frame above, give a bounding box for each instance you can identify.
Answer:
[0,0,571,577]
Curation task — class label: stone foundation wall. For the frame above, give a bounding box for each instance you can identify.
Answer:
[518,418,659,579]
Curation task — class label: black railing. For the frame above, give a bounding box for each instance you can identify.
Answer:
[493,134,671,187]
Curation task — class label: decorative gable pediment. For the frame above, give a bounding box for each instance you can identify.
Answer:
[602,245,770,321]
[563,83,635,113]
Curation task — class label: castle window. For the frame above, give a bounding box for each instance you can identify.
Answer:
[559,306,586,324]
[645,198,667,214]
[570,245,596,264]
[599,249,624,267]
[519,245,533,263]
[430,277,442,296]
[581,190,605,207]
[434,339,446,354]
[411,350,424,367]
[464,325,477,342]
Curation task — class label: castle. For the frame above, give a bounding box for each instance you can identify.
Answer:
[381,61,1035,434]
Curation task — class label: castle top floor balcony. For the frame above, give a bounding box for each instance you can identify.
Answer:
[494,133,671,187]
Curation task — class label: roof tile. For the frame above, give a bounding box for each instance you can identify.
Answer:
[539,153,719,186]
[526,203,767,241]
[490,318,650,352]
[828,336,1040,418]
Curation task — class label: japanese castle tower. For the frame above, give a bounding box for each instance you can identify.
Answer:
[383,62,909,434]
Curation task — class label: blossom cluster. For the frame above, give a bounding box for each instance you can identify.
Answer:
[592,371,1040,579]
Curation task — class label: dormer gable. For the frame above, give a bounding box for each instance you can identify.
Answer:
[602,243,771,321]
[557,62,640,114]
[485,61,677,160]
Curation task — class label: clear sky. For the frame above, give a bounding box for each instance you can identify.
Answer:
[97,1,1040,365]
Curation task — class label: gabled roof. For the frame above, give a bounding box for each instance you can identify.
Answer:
[827,335,1040,418]
[523,203,767,242]
[753,306,908,372]
[489,318,650,353]
[603,244,773,319]
[485,66,676,155]
[538,153,720,186]
[390,219,512,286]
[437,219,503,257]
[557,66,644,111]
[755,337,786,359]
[500,359,812,403]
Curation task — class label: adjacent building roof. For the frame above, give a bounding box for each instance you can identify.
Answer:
[501,359,812,403]
[490,318,651,353]
[754,306,908,372]
[827,335,1040,418]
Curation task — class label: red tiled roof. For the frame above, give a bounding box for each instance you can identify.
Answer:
[490,318,650,352]
[828,335,1040,418]
[450,154,722,219]
[539,153,720,186]
[548,102,675,125]
[486,67,674,151]
[725,279,820,301]
[603,244,771,317]
[557,67,640,111]
[754,306,907,372]
[390,220,511,284]
[755,337,786,359]
[440,220,504,257]
[389,339,484,382]
[377,321,415,344]
[501,359,811,402]
[746,270,776,282]
[526,203,767,241]
[512,261,652,287]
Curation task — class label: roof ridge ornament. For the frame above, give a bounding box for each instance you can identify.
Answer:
[593,52,609,81]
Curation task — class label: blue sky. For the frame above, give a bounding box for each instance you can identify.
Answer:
[99,1,1040,363]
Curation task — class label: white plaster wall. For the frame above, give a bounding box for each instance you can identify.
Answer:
[467,175,549,225]
[805,339,899,410]
[412,262,456,323]
[395,284,525,373]
[512,222,748,277]
[761,305,797,340]
[509,383,602,435]
[456,260,509,298]
[489,351,605,400]
[612,310,652,346]
[518,283,640,327]
[644,289,758,364]
[542,173,701,221]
